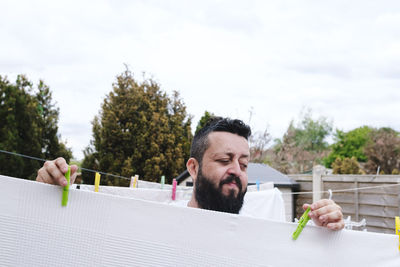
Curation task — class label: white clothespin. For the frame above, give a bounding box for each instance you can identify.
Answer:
[328,189,332,200]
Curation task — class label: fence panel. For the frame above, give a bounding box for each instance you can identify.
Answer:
[289,170,400,234]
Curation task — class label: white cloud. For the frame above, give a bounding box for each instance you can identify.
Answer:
[1,0,400,159]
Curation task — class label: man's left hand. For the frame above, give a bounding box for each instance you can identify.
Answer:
[303,199,344,230]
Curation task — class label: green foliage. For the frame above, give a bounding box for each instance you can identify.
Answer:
[80,146,98,185]
[364,127,400,174]
[332,157,361,174]
[0,75,72,179]
[81,69,193,185]
[292,110,332,152]
[195,111,215,134]
[35,80,72,161]
[271,110,332,174]
[323,126,372,168]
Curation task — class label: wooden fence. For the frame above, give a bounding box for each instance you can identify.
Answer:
[288,166,400,234]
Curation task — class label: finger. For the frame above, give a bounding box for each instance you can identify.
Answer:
[54,157,69,174]
[310,199,334,210]
[70,164,78,173]
[44,160,67,186]
[303,203,311,211]
[310,217,323,227]
[318,210,343,224]
[37,167,55,184]
[309,204,341,218]
[70,173,77,184]
[327,220,345,230]
[70,165,79,184]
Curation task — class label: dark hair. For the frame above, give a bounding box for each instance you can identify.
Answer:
[190,117,251,164]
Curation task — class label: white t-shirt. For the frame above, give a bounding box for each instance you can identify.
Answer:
[170,188,286,222]
[75,184,286,221]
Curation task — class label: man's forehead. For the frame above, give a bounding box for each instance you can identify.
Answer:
[206,132,249,154]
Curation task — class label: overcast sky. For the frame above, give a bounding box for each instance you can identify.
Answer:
[1,0,400,160]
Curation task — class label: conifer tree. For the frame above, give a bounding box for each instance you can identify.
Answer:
[195,111,215,134]
[82,69,192,185]
[0,75,72,179]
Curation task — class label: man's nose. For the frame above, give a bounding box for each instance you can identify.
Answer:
[227,160,241,176]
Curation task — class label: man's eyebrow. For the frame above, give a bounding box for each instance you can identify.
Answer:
[212,152,250,159]
[211,152,229,158]
[240,154,250,159]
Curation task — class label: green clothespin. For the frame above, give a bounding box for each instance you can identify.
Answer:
[61,166,71,207]
[292,207,311,240]
[161,175,165,189]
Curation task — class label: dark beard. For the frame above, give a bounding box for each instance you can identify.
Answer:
[194,167,247,214]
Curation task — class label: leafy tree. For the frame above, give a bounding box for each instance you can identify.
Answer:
[249,127,272,163]
[332,157,361,174]
[271,110,332,174]
[323,126,372,168]
[293,110,332,152]
[81,69,193,185]
[364,127,400,174]
[0,75,72,179]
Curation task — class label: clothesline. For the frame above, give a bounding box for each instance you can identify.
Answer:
[0,149,130,180]
[1,149,399,195]
[281,183,400,196]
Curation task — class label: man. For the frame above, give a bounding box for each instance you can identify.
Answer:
[36,117,344,230]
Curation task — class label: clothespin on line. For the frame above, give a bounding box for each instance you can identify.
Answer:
[172,179,177,200]
[94,172,101,192]
[292,207,311,240]
[61,166,71,207]
[130,175,138,188]
[161,175,165,189]
[328,189,332,200]
[256,180,260,191]
[395,216,400,251]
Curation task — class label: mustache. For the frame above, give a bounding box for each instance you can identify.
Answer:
[219,175,242,191]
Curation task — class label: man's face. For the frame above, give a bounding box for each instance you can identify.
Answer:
[194,132,250,213]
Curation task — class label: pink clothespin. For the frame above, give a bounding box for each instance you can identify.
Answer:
[172,178,177,200]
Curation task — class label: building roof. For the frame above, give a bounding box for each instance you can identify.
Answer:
[247,163,296,186]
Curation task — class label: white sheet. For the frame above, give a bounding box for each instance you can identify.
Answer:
[75,184,285,221]
[0,175,399,267]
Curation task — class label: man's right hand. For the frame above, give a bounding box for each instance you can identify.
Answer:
[36,157,78,186]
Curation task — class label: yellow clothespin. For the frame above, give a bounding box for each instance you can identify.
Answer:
[395,216,400,251]
[130,175,139,188]
[94,172,101,192]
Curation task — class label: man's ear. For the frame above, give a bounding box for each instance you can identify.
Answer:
[186,157,199,182]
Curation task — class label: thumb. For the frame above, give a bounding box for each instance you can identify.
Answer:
[303,203,311,211]
[70,165,79,184]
